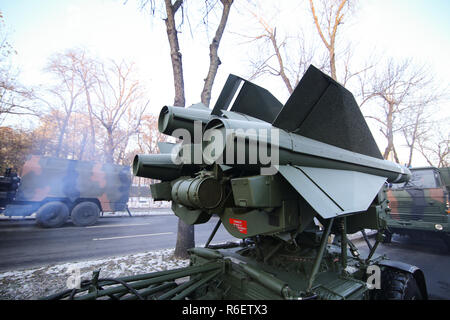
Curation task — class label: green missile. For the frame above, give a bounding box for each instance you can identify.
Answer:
[158,103,212,138]
[202,117,411,184]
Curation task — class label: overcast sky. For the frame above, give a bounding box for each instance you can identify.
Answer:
[1,0,449,165]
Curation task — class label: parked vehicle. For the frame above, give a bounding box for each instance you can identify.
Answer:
[384,166,450,249]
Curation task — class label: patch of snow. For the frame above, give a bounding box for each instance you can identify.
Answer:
[0,248,188,300]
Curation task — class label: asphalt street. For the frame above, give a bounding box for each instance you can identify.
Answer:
[0,213,236,272]
[1,214,449,299]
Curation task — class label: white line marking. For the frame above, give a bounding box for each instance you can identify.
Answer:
[92,232,173,241]
[86,223,151,229]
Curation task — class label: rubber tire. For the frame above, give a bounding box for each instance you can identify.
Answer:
[375,269,423,300]
[36,201,70,228]
[71,202,100,227]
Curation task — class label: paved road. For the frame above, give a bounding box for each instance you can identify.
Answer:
[356,234,450,300]
[0,214,235,272]
[1,216,449,299]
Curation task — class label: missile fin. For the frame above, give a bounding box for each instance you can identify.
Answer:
[212,74,283,123]
[278,165,343,219]
[295,166,387,214]
[272,65,383,159]
[212,74,244,115]
[278,165,387,218]
[157,142,178,154]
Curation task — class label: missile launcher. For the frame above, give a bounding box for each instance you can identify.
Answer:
[45,65,427,300]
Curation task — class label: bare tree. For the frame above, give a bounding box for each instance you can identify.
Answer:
[309,0,351,81]
[89,59,148,164]
[163,0,186,107]
[401,104,432,167]
[0,65,35,123]
[201,0,234,106]
[28,110,62,158]
[237,2,327,95]
[137,114,171,154]
[44,52,85,158]
[249,16,324,94]
[139,0,235,258]
[0,11,35,123]
[139,1,233,106]
[359,58,442,163]
[416,120,449,168]
[65,111,98,161]
[69,49,100,161]
[248,11,295,94]
[0,126,33,172]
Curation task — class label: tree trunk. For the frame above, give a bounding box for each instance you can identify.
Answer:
[163,0,195,258]
[270,30,293,94]
[105,126,115,163]
[309,0,347,81]
[78,130,88,160]
[83,82,97,160]
[383,103,398,162]
[55,115,70,158]
[201,0,233,106]
[174,217,195,259]
[406,113,420,167]
[164,0,185,107]
[330,47,337,81]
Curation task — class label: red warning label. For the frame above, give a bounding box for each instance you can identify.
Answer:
[229,218,247,234]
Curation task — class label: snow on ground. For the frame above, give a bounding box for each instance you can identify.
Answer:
[0,248,189,300]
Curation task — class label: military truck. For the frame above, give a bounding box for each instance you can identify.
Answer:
[0,155,131,228]
[384,166,450,249]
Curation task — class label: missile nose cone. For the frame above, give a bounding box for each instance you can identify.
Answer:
[132,154,140,176]
[158,106,172,134]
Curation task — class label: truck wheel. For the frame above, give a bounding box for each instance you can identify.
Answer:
[71,202,100,227]
[36,201,69,228]
[375,269,423,300]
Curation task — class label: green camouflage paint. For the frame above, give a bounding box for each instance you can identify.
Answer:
[385,167,449,234]
[12,155,131,213]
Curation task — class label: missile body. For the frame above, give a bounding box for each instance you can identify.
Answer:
[202,117,410,184]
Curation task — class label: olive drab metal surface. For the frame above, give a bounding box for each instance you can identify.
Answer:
[278,165,388,219]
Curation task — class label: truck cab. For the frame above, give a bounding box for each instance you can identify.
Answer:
[384,167,450,248]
